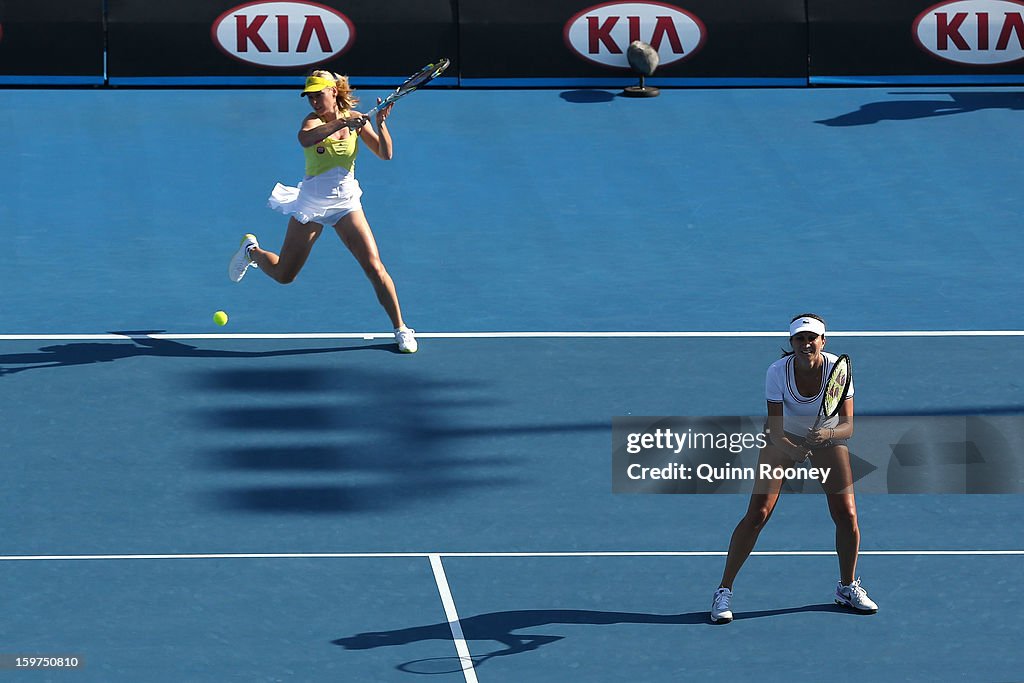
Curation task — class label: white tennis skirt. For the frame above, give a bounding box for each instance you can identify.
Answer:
[267,166,363,225]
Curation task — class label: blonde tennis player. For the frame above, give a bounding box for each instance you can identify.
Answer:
[229,70,417,353]
[710,314,877,623]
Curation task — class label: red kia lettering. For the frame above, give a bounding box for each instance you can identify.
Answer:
[212,2,354,68]
[565,2,704,68]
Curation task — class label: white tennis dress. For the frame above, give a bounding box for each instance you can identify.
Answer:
[268,167,363,225]
[765,352,854,435]
[267,116,364,225]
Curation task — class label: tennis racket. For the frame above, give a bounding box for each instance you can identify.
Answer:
[812,354,852,432]
[361,57,450,120]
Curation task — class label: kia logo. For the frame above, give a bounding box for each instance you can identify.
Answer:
[914,0,1024,65]
[212,1,354,68]
[564,1,705,68]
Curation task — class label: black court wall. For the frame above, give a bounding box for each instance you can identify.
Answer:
[0,0,104,84]
[2,0,1024,86]
[810,0,1024,84]
[458,0,809,86]
[105,0,457,85]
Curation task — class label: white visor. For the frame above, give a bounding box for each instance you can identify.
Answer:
[789,317,826,337]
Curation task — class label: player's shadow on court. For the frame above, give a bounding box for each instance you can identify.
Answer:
[0,333,395,376]
[335,605,846,671]
[815,91,1024,126]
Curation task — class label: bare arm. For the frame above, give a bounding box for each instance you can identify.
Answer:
[356,98,394,160]
[297,113,365,148]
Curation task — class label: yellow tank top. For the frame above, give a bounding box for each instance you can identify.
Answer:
[303,111,358,177]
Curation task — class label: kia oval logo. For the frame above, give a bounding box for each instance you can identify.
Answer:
[212,1,355,68]
[914,0,1024,65]
[564,1,705,69]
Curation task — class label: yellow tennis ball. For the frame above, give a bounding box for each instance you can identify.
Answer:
[213,310,229,326]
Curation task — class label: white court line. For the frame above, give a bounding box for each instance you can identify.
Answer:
[429,554,479,683]
[1,330,1023,341]
[0,550,1021,561]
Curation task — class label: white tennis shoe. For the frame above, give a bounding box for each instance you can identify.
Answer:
[835,578,878,613]
[229,233,259,282]
[395,326,418,354]
[710,587,733,624]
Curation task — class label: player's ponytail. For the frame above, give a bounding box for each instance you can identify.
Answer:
[331,71,359,112]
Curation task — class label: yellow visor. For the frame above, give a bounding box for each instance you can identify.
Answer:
[300,76,335,97]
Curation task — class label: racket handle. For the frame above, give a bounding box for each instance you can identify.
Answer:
[363,97,389,120]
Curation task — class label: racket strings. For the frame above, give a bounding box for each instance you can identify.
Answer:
[399,76,430,93]
[399,60,450,94]
[366,59,450,117]
[822,361,849,414]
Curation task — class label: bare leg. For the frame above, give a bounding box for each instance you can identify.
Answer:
[719,447,787,589]
[333,210,405,329]
[827,494,860,585]
[720,493,781,589]
[249,217,324,284]
[811,446,860,585]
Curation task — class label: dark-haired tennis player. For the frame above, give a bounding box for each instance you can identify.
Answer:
[228,70,417,353]
[710,313,877,624]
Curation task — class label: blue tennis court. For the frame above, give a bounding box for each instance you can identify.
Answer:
[2,86,1023,681]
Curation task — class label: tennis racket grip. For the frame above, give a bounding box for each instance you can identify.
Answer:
[348,105,384,129]
[363,94,396,120]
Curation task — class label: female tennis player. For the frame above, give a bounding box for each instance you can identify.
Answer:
[228,70,417,353]
[710,313,877,623]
